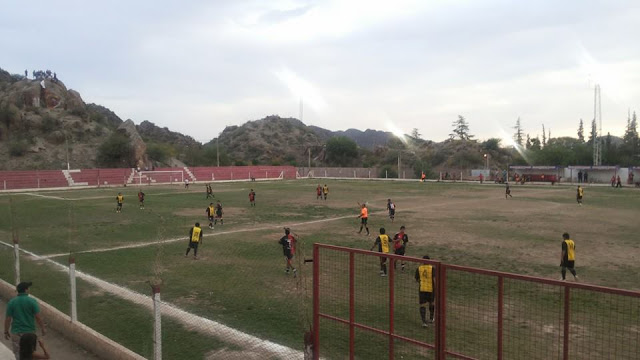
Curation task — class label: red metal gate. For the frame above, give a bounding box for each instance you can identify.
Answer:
[312,244,640,360]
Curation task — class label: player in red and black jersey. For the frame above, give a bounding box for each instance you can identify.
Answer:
[214,201,224,225]
[316,185,322,200]
[249,189,256,207]
[393,226,409,271]
[137,190,145,209]
[278,228,297,277]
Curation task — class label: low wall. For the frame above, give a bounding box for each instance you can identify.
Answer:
[0,279,145,360]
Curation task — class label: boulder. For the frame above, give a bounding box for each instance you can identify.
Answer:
[117,119,149,169]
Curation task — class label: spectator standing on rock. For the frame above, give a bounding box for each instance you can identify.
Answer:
[4,282,46,359]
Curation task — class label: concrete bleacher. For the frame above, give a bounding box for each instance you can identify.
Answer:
[66,169,133,187]
[0,166,295,191]
[0,170,68,190]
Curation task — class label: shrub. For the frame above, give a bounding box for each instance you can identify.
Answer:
[9,140,28,156]
[379,165,397,178]
[96,132,134,167]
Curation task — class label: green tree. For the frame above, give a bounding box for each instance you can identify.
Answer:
[588,119,597,146]
[542,124,546,147]
[410,128,422,140]
[526,134,532,149]
[513,117,524,146]
[449,115,473,141]
[577,119,585,142]
[529,136,541,151]
[481,138,501,151]
[97,132,135,167]
[622,111,639,164]
[326,136,358,166]
[146,142,171,163]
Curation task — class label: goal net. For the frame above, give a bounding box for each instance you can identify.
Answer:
[137,171,184,185]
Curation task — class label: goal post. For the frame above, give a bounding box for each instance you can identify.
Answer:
[138,171,184,185]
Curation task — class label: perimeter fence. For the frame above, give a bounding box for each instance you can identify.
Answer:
[313,244,640,360]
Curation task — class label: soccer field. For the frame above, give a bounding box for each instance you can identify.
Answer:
[1,180,639,359]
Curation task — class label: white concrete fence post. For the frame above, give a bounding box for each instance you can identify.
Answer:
[69,256,78,322]
[13,237,20,285]
[152,285,162,360]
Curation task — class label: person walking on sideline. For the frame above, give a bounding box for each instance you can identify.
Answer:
[19,333,50,359]
[4,282,46,359]
[415,256,436,327]
[185,222,203,259]
[370,227,390,276]
[560,233,578,281]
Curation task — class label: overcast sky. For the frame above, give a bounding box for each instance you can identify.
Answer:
[2,0,640,144]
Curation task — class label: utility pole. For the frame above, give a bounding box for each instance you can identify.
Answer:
[593,85,602,166]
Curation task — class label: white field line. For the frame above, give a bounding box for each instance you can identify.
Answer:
[0,240,303,360]
[14,189,251,202]
[39,212,368,259]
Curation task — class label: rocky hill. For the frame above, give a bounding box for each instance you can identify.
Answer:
[309,126,393,150]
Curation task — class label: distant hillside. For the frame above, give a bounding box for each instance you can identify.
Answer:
[309,126,393,150]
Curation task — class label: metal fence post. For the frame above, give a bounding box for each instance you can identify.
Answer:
[436,264,447,360]
[388,255,395,360]
[152,284,162,360]
[313,244,320,360]
[349,252,355,359]
[69,256,78,322]
[497,276,504,360]
[13,237,20,285]
[563,287,570,360]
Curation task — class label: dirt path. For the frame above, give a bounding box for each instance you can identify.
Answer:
[0,300,99,360]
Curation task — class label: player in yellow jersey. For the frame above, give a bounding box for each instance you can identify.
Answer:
[560,233,578,281]
[415,255,436,327]
[185,222,203,259]
[116,192,124,213]
[322,184,329,200]
[206,203,215,229]
[370,228,390,276]
[576,186,584,206]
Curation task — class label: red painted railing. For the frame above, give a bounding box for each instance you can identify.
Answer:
[313,244,640,360]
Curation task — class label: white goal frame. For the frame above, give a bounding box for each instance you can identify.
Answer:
[138,170,184,185]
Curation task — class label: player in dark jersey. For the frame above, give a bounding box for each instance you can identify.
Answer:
[249,189,256,207]
[278,228,297,277]
[214,201,224,225]
[316,185,322,200]
[505,183,512,199]
[206,203,215,229]
[560,233,578,281]
[185,222,203,260]
[387,199,396,223]
[370,228,390,276]
[206,184,214,199]
[137,190,145,209]
[116,193,124,213]
[415,255,436,327]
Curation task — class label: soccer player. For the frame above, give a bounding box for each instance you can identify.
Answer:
[357,203,370,235]
[369,227,390,276]
[249,189,256,207]
[184,178,190,189]
[214,201,224,225]
[415,255,436,327]
[393,225,409,271]
[316,185,322,200]
[505,183,512,199]
[206,184,214,199]
[322,184,329,200]
[137,190,145,209]
[560,233,578,281]
[116,192,124,213]
[387,199,396,223]
[576,186,584,206]
[420,172,426,182]
[206,203,215,229]
[185,222,202,259]
[278,228,297,277]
